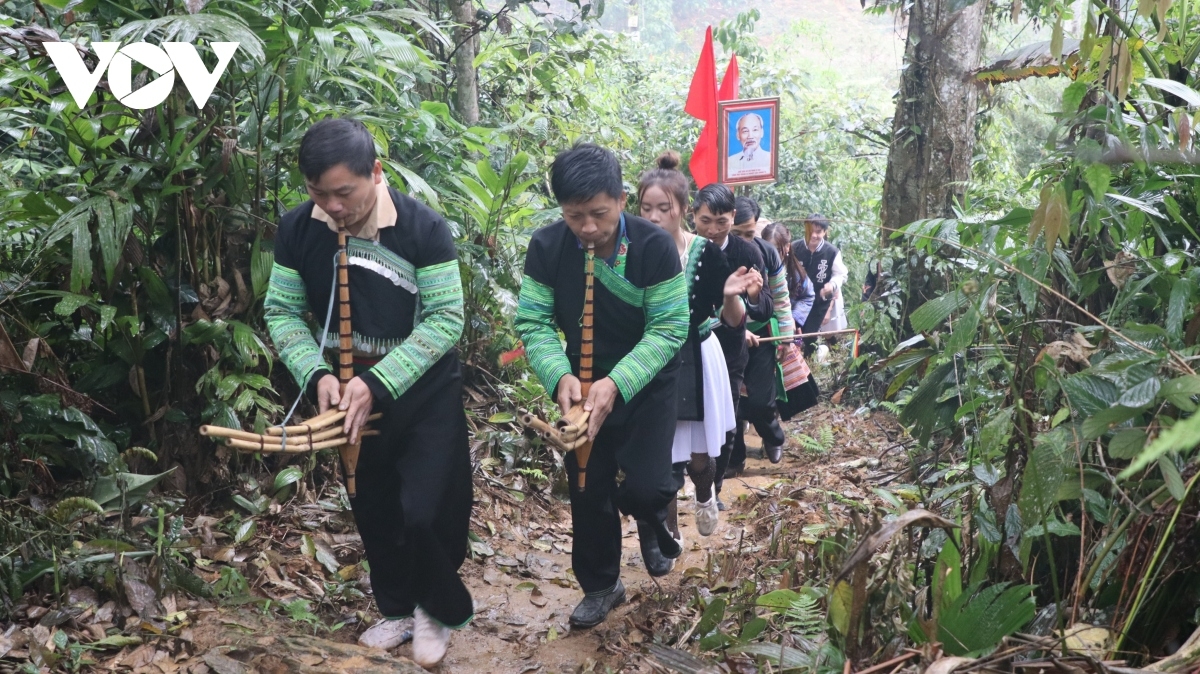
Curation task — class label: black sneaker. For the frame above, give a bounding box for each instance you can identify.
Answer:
[765,443,783,464]
[569,580,625,628]
[637,521,674,577]
[724,463,744,479]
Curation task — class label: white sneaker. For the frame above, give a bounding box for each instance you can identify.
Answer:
[412,606,451,669]
[357,617,411,650]
[695,496,720,537]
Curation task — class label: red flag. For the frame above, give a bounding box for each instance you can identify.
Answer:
[719,54,740,101]
[690,123,718,189]
[685,26,717,122]
[686,27,719,188]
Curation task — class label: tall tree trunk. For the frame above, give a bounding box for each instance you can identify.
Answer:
[448,0,480,125]
[880,0,986,243]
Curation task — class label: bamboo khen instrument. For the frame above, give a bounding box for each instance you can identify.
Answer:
[199,219,376,498]
[517,243,595,491]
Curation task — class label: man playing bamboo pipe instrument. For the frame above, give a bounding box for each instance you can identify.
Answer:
[515,143,690,628]
[263,118,472,668]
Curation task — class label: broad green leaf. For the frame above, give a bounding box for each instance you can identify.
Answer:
[938,582,1036,656]
[829,580,852,635]
[98,197,133,286]
[738,617,768,641]
[1162,375,1200,411]
[1168,278,1193,342]
[1108,429,1147,459]
[980,407,1014,454]
[695,597,726,637]
[1082,405,1142,439]
[1120,411,1200,477]
[934,542,963,608]
[1018,431,1069,529]
[71,216,93,294]
[53,293,92,317]
[1084,164,1111,200]
[910,290,969,333]
[1159,455,1186,500]
[944,307,980,356]
[234,519,257,544]
[232,494,262,515]
[274,466,304,493]
[92,469,176,510]
[756,589,803,613]
[1118,377,1162,409]
[1061,373,1120,417]
[900,362,955,442]
[1141,78,1200,106]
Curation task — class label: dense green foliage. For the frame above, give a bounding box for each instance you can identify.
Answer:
[4,0,1200,667]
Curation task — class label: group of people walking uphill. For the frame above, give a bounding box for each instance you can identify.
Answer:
[263,117,846,668]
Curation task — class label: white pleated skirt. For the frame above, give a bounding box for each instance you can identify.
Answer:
[672,333,737,462]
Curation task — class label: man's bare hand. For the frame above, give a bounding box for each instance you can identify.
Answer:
[821,286,834,300]
[583,377,619,441]
[746,332,761,348]
[556,374,582,416]
[724,266,758,297]
[745,269,764,301]
[317,374,341,414]
[339,377,374,444]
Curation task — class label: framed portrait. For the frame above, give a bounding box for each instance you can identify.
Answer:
[717,97,780,186]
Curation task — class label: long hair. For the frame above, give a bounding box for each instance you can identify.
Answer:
[762,222,808,300]
[636,151,690,223]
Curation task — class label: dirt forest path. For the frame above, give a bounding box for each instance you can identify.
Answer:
[37,403,908,674]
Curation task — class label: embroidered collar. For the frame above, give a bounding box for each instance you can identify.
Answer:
[311,178,397,241]
[577,213,628,272]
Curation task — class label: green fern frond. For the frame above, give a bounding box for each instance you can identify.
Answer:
[797,434,825,454]
[819,426,835,450]
[880,401,903,416]
[784,591,824,639]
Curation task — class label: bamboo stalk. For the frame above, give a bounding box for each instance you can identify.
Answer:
[335,222,363,498]
[573,243,596,491]
[265,408,343,435]
[224,430,379,454]
[209,422,370,448]
[756,328,860,343]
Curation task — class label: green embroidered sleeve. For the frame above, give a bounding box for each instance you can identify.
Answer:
[769,267,795,337]
[263,263,331,390]
[608,272,689,402]
[514,276,573,394]
[364,260,464,399]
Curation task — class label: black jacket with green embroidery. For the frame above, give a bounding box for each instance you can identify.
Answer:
[264,188,464,404]
[514,215,689,422]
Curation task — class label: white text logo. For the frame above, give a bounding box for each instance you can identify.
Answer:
[43,41,239,109]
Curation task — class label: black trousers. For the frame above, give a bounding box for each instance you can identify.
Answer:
[801,297,833,356]
[565,378,678,594]
[731,343,785,466]
[349,356,474,627]
[713,324,748,498]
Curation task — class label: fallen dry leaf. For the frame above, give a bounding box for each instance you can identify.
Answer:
[836,509,959,582]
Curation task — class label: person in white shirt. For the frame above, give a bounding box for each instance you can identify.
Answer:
[726,113,773,179]
[791,215,848,355]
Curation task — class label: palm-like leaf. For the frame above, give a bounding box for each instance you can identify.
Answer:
[113,14,265,63]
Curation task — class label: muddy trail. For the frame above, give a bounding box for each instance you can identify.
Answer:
[0,404,909,673]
